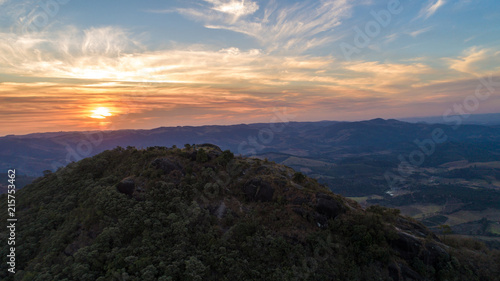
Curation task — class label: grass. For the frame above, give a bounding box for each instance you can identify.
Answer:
[487,223,500,235]
[397,204,444,219]
[446,209,500,226]
[348,195,383,206]
[281,156,335,167]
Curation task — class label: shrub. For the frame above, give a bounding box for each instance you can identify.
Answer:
[292,172,306,183]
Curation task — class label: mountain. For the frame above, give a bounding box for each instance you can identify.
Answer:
[399,113,500,126]
[2,119,500,245]
[2,118,500,178]
[1,145,499,280]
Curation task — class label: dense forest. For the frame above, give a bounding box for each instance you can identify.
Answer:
[1,145,499,280]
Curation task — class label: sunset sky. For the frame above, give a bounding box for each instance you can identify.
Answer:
[1,0,499,136]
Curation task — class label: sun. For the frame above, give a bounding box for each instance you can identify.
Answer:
[90,107,112,119]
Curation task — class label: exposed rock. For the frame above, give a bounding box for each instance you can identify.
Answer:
[388,262,400,281]
[292,197,310,206]
[242,178,275,202]
[422,242,450,266]
[397,217,438,239]
[151,158,182,174]
[392,232,423,262]
[198,143,222,150]
[314,193,345,219]
[272,176,287,188]
[400,264,424,281]
[388,262,425,281]
[207,149,222,160]
[216,202,226,219]
[314,213,328,229]
[193,144,223,160]
[117,178,135,195]
[255,165,273,175]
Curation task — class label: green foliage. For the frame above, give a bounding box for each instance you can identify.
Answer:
[215,150,234,166]
[292,172,306,183]
[196,148,209,163]
[0,145,498,281]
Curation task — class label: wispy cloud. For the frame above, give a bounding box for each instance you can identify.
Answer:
[177,0,356,53]
[204,0,259,19]
[409,26,432,37]
[446,46,500,75]
[418,0,446,20]
[0,26,337,86]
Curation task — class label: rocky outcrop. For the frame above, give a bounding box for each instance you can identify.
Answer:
[117,178,135,195]
[242,178,275,202]
[151,158,182,174]
[315,192,345,220]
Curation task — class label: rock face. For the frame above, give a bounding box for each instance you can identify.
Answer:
[198,143,222,150]
[242,178,275,202]
[151,158,182,174]
[199,144,223,159]
[315,192,345,219]
[117,178,135,195]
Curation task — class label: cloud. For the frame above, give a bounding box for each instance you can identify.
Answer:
[177,0,355,53]
[0,23,439,97]
[0,26,339,87]
[0,22,449,135]
[204,0,259,19]
[447,46,500,75]
[409,26,432,37]
[418,0,446,19]
[335,61,432,93]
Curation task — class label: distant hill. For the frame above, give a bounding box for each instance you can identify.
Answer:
[399,113,500,126]
[2,118,500,178]
[1,145,498,280]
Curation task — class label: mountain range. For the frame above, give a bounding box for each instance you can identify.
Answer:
[1,118,500,245]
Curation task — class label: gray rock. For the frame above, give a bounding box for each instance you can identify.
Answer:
[315,193,345,219]
[243,178,275,202]
[151,158,182,174]
[117,178,135,195]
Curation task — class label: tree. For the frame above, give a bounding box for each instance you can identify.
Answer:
[184,256,207,281]
[293,172,306,183]
[196,149,209,163]
[438,224,453,242]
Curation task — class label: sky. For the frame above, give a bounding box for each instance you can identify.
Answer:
[0,0,499,136]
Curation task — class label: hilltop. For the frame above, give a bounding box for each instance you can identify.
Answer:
[1,145,499,280]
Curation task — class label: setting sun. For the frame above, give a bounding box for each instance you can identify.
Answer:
[90,107,112,119]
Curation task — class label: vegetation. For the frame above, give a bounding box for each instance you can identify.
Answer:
[0,145,499,280]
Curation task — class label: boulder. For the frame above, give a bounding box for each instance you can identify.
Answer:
[243,178,275,202]
[151,158,182,174]
[198,143,222,150]
[117,178,135,195]
[391,232,422,262]
[314,193,345,219]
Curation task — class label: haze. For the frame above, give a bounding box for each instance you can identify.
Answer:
[1,0,499,136]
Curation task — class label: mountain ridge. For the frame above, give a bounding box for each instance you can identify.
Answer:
[2,118,500,177]
[1,144,499,280]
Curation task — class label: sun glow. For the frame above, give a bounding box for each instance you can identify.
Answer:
[90,107,112,119]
